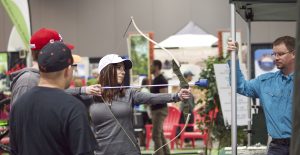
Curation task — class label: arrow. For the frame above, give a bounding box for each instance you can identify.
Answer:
[102,79,208,89]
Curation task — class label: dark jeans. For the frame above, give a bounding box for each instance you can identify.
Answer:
[267,139,290,155]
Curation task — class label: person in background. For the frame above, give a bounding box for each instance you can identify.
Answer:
[150,60,170,155]
[183,71,194,83]
[10,28,100,106]
[87,54,190,155]
[87,68,99,86]
[10,42,97,155]
[70,54,86,88]
[227,36,295,155]
[135,77,152,147]
[140,77,152,120]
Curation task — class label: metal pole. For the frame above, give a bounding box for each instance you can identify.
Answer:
[27,0,33,67]
[246,20,252,147]
[291,1,300,154]
[26,52,32,67]
[230,3,237,155]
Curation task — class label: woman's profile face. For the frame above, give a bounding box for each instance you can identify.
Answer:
[115,62,125,84]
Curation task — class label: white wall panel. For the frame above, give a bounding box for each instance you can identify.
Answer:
[0,0,296,56]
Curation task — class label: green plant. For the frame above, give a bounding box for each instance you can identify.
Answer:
[197,56,247,154]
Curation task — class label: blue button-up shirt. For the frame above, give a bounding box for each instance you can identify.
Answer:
[230,61,293,138]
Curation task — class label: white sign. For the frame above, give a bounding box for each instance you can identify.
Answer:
[214,64,249,126]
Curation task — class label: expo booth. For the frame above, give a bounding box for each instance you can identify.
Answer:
[229,0,298,154]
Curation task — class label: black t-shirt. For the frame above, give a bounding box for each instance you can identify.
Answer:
[150,74,168,110]
[10,86,97,155]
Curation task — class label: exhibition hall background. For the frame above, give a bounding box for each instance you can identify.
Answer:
[0,0,296,57]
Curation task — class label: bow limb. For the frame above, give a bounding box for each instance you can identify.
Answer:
[172,60,190,120]
[131,16,192,153]
[130,17,189,89]
[131,16,190,118]
[130,17,180,67]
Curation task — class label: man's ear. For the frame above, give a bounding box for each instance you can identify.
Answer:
[292,51,296,58]
[64,66,72,78]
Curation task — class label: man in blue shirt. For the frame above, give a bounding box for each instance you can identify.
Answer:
[227,36,295,155]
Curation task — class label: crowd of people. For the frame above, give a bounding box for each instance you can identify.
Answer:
[3,27,296,155]
[8,28,191,155]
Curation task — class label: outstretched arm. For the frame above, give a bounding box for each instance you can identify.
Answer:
[132,88,190,105]
[65,84,102,96]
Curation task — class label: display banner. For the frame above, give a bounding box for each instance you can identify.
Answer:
[214,63,249,126]
[1,0,31,50]
[128,33,153,85]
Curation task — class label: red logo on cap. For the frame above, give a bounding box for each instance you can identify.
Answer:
[30,28,74,51]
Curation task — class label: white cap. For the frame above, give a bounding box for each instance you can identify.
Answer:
[98,54,132,73]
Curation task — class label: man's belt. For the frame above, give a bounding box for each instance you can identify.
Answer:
[271,138,290,146]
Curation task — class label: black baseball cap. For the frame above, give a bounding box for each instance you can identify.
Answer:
[183,71,194,78]
[38,41,74,73]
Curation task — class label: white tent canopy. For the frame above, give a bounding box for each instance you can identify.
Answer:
[154,21,219,85]
[155,21,218,48]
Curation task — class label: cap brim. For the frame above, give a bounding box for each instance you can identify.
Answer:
[65,43,74,50]
[98,56,132,74]
[123,59,132,70]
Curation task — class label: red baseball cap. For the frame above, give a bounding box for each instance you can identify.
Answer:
[30,28,74,51]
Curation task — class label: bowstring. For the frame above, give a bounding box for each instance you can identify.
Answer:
[130,16,193,154]
[114,19,133,52]
[99,96,138,149]
[151,114,191,155]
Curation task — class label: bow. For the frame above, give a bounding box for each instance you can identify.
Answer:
[131,16,191,154]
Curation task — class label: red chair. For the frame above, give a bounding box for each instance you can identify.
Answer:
[179,110,208,149]
[179,107,219,148]
[0,123,9,153]
[0,98,10,153]
[145,105,181,150]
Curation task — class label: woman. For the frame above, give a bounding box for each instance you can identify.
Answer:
[89,54,190,155]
